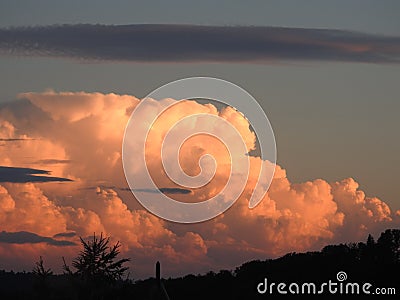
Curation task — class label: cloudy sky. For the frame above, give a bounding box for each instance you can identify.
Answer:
[0,1,399,278]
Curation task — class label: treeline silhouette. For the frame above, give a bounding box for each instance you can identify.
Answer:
[0,229,399,299]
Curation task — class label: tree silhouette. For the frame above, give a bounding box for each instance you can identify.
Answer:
[2,228,400,299]
[366,233,375,247]
[63,233,130,286]
[377,228,400,263]
[32,256,53,298]
[33,256,53,280]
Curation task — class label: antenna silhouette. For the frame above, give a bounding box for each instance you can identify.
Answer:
[156,261,170,300]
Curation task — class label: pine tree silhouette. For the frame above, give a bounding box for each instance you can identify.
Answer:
[62,233,130,299]
[33,256,53,280]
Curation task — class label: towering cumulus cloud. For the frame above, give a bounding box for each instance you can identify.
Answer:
[0,91,398,277]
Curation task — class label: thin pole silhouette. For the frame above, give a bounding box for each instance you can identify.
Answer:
[156,261,170,300]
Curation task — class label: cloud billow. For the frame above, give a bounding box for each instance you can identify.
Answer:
[0,91,399,277]
[0,24,399,63]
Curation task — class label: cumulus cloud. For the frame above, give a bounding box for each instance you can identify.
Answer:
[0,24,399,63]
[0,91,398,277]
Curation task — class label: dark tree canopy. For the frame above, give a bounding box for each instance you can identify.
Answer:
[1,229,399,299]
[377,228,400,263]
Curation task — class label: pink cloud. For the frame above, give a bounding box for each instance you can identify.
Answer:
[0,91,398,278]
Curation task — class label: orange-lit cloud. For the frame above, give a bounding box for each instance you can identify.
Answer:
[0,91,398,277]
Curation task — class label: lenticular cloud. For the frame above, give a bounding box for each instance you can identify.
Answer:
[0,91,398,277]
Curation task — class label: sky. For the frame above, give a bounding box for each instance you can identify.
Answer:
[0,1,399,278]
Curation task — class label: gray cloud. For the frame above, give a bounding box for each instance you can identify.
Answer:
[125,187,193,195]
[0,138,34,142]
[0,231,76,246]
[34,159,71,165]
[0,166,72,183]
[0,24,399,63]
[53,232,76,238]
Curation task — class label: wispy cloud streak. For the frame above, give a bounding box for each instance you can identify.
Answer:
[0,231,76,246]
[0,24,399,63]
[0,166,72,183]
